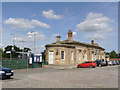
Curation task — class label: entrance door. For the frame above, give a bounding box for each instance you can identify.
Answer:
[49,51,54,64]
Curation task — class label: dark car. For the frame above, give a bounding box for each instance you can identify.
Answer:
[0,65,14,79]
[115,61,119,65]
[101,59,108,66]
[94,59,108,67]
[94,59,101,67]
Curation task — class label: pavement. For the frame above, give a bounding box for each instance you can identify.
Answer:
[1,65,119,88]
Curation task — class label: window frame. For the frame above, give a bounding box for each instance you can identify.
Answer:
[71,51,73,61]
[79,51,81,60]
[61,51,65,60]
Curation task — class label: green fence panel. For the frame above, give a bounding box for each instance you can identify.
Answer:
[2,59,27,70]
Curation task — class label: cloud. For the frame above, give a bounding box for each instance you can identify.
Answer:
[4,18,51,30]
[42,10,63,20]
[14,31,45,42]
[88,33,106,40]
[76,12,113,32]
[73,32,77,37]
[52,34,60,37]
[0,43,3,47]
[30,14,36,17]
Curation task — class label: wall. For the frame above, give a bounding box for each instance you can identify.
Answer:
[46,46,105,65]
[46,47,75,65]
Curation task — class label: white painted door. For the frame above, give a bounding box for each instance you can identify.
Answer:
[49,51,54,64]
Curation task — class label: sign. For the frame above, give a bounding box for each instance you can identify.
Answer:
[29,58,32,64]
[6,51,11,53]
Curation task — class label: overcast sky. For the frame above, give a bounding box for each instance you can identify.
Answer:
[1,2,118,53]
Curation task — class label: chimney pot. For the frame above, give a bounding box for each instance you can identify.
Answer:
[56,35,61,42]
[68,30,73,40]
[91,40,94,44]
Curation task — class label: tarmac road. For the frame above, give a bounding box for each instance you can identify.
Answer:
[1,65,119,88]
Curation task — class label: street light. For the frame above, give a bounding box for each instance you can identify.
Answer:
[10,34,15,46]
[10,34,15,58]
[27,31,37,54]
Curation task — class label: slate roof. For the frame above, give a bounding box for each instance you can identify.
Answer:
[45,40,105,50]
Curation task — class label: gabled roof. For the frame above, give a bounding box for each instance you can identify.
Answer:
[45,40,105,50]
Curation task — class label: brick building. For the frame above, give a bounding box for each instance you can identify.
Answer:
[45,30,105,65]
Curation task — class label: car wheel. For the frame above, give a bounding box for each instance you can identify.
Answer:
[90,65,93,68]
[79,65,81,68]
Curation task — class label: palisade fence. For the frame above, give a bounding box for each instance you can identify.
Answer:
[2,59,28,69]
[2,59,48,70]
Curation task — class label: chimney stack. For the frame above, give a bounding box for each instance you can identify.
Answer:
[56,35,61,42]
[91,40,94,44]
[68,30,73,40]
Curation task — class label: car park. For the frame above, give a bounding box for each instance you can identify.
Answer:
[77,61,96,68]
[0,65,14,79]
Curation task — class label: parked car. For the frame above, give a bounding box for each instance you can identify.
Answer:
[107,61,112,66]
[77,61,96,68]
[94,59,108,67]
[0,65,14,79]
[94,59,102,67]
[110,61,116,65]
[101,59,108,66]
[115,61,119,65]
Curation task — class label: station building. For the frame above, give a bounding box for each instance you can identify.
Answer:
[45,30,105,65]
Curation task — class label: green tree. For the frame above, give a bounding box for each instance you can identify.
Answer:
[23,47,31,52]
[109,50,119,58]
[0,48,3,59]
[3,45,22,58]
[105,52,110,55]
[3,45,32,58]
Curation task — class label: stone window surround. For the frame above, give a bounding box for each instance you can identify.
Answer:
[78,50,82,60]
[71,51,73,61]
[61,51,65,60]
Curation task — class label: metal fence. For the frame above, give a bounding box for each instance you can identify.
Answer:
[2,59,28,69]
[2,59,46,69]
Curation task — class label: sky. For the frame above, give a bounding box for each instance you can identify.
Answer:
[1,2,118,53]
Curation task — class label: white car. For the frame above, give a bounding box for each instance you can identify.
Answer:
[107,61,112,66]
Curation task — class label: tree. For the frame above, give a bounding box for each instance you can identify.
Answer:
[3,45,22,58]
[0,48,3,59]
[3,45,32,59]
[23,47,31,52]
[105,52,110,55]
[109,50,119,58]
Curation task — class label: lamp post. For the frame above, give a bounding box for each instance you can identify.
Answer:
[11,34,15,58]
[27,31,36,54]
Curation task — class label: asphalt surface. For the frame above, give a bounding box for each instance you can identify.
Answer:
[1,65,119,88]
